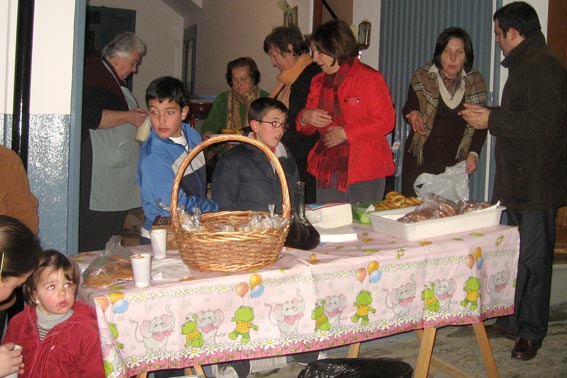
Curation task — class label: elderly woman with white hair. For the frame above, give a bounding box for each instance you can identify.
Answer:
[80,31,147,252]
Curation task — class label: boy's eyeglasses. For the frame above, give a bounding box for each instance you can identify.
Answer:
[257,120,289,130]
[0,253,4,281]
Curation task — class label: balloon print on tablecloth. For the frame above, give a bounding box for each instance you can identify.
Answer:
[465,247,484,270]
[355,260,382,287]
[249,274,264,298]
[96,296,110,312]
[355,268,367,283]
[367,260,382,284]
[107,291,129,314]
[236,282,249,298]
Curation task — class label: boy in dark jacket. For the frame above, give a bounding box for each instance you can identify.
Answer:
[212,97,299,212]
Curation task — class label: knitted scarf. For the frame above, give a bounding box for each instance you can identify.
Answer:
[269,53,313,107]
[226,86,261,130]
[309,58,353,192]
[408,64,487,166]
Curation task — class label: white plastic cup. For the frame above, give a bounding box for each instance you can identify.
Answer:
[130,253,152,288]
[4,344,22,378]
[150,229,168,260]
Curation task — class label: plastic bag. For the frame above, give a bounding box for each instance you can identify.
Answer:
[82,236,133,288]
[414,160,469,202]
[298,358,413,378]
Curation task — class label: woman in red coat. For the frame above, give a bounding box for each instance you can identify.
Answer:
[297,19,395,204]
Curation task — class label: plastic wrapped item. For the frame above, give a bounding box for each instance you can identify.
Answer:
[398,194,465,223]
[298,358,413,378]
[82,236,133,287]
[414,160,469,201]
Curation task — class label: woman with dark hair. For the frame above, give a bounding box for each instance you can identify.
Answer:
[297,19,395,204]
[264,26,321,203]
[201,57,269,137]
[0,215,41,377]
[401,27,487,196]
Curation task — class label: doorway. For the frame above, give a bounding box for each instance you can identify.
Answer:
[183,24,197,95]
[85,5,136,89]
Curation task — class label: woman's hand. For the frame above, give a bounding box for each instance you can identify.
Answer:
[466,153,478,174]
[0,343,24,377]
[322,126,347,148]
[129,108,147,127]
[301,109,333,128]
[405,110,426,135]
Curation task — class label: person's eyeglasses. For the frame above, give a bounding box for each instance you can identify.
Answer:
[257,120,289,130]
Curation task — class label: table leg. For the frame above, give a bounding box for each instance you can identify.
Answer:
[472,323,500,378]
[137,373,148,378]
[414,328,436,378]
[348,342,361,358]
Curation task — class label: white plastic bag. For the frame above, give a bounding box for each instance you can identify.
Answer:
[414,160,469,201]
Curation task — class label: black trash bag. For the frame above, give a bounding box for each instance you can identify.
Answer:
[298,358,413,378]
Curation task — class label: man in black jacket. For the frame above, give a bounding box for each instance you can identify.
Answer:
[460,1,567,361]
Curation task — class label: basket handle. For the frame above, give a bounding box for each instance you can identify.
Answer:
[170,135,291,227]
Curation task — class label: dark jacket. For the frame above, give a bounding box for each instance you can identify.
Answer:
[283,62,321,161]
[212,143,299,213]
[488,31,567,210]
[2,301,105,378]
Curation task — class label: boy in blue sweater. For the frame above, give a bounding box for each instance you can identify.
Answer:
[137,76,217,243]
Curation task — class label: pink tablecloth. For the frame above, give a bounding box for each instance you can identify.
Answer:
[75,224,519,378]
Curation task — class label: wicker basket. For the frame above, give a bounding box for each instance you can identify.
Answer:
[170,135,291,272]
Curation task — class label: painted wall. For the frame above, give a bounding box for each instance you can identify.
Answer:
[0,0,77,252]
[192,0,313,97]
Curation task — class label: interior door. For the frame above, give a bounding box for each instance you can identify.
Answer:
[85,5,136,89]
[183,25,197,95]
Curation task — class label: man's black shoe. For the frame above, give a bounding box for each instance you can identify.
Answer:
[484,323,516,340]
[511,337,540,361]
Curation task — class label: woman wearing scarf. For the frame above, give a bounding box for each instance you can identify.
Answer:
[402,27,487,197]
[201,57,269,138]
[264,26,321,204]
[298,20,395,204]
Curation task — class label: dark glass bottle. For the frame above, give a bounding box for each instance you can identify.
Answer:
[284,182,320,250]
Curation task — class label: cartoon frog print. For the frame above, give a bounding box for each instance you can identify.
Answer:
[311,300,330,331]
[228,305,258,343]
[350,290,376,325]
[460,276,481,310]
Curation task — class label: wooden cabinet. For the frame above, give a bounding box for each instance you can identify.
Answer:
[548,0,567,260]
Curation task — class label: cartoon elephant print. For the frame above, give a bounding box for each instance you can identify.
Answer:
[131,304,175,354]
[266,289,305,337]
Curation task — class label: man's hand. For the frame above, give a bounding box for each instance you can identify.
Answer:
[459,104,490,129]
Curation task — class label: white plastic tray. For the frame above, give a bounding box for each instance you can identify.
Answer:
[367,204,505,241]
